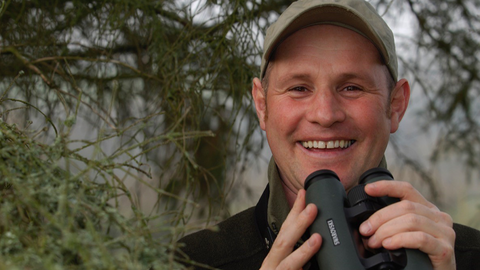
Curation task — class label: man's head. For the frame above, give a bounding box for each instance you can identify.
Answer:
[252,0,410,198]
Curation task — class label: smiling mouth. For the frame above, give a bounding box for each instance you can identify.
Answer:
[301,140,356,149]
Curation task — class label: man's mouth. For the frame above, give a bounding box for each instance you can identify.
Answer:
[301,140,356,149]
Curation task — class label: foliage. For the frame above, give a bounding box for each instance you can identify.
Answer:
[401,0,480,172]
[0,0,479,267]
[0,0,275,219]
[0,0,283,268]
[0,117,193,269]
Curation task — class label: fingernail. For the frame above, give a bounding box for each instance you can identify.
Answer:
[360,221,372,234]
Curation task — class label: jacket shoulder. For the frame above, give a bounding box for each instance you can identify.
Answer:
[453,223,480,269]
[178,207,268,270]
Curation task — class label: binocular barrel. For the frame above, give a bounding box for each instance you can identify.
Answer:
[304,168,433,270]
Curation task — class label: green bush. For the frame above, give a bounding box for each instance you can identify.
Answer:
[0,116,192,269]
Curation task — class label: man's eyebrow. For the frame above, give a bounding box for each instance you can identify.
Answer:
[276,72,313,84]
[275,71,379,87]
[337,72,378,83]
[272,73,313,88]
[336,72,382,89]
[280,72,368,82]
[290,73,313,80]
[337,73,364,81]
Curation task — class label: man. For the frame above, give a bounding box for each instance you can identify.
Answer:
[178,0,480,269]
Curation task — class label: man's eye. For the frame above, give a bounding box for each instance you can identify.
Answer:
[290,86,308,92]
[344,85,361,91]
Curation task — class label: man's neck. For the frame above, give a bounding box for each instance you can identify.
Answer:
[280,180,297,209]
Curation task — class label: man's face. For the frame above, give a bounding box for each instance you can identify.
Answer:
[253,25,408,192]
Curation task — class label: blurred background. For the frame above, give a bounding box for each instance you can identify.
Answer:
[0,0,479,267]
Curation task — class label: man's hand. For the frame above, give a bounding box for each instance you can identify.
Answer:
[260,189,322,270]
[361,181,456,270]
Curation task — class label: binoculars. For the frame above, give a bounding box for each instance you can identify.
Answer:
[304,168,433,270]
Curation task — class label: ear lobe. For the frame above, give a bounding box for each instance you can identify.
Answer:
[389,78,410,133]
[252,78,267,131]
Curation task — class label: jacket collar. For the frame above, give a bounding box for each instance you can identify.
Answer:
[266,156,388,234]
[266,158,291,234]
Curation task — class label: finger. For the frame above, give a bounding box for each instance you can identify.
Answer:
[262,189,317,267]
[359,200,452,237]
[365,213,452,248]
[276,233,322,270]
[363,181,456,269]
[279,190,314,243]
[381,232,456,269]
[365,181,436,209]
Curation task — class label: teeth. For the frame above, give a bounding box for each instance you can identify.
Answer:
[327,141,334,149]
[318,141,325,148]
[302,140,355,149]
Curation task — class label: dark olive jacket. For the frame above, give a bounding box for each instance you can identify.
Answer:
[179,160,480,269]
[180,206,480,269]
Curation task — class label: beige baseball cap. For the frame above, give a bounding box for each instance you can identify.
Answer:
[260,0,397,81]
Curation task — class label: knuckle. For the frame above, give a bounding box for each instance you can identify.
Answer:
[427,202,439,210]
[369,210,383,225]
[432,210,453,226]
[283,215,296,227]
[299,208,316,226]
[400,181,414,192]
[430,244,455,266]
[440,212,453,225]
[405,213,421,226]
[445,227,456,242]
[399,200,416,212]
[416,232,430,247]
[443,244,455,258]
[297,245,314,261]
[435,243,455,261]
[272,236,291,251]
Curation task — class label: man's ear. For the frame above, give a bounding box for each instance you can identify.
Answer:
[389,78,410,133]
[252,77,267,131]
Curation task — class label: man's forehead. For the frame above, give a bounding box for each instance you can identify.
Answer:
[273,25,382,63]
[269,26,389,89]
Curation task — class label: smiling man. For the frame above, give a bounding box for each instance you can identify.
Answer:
[253,24,400,201]
[179,1,480,269]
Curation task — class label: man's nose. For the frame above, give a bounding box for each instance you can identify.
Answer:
[305,90,346,127]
